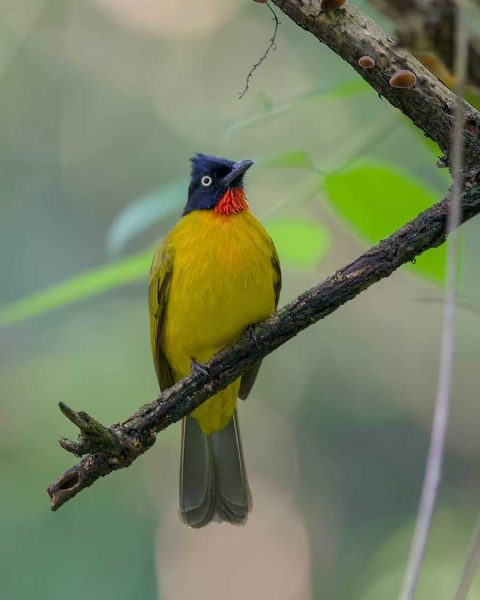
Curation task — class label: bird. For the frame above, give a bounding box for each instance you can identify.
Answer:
[148,153,281,527]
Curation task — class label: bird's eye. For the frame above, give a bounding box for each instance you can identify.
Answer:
[201,175,213,187]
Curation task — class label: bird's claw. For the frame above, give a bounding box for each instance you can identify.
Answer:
[191,359,210,377]
[245,324,260,347]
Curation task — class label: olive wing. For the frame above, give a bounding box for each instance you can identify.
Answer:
[149,242,175,390]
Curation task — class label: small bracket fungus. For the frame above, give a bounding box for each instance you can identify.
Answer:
[389,69,417,89]
[321,0,346,10]
[358,55,376,69]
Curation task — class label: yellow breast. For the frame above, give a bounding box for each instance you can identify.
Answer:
[158,209,277,433]
[161,209,276,373]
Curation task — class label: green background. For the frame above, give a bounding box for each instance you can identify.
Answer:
[2,1,480,599]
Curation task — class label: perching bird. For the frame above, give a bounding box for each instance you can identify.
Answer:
[149,154,281,527]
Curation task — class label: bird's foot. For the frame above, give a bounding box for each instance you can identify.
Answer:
[191,359,210,377]
[245,324,260,347]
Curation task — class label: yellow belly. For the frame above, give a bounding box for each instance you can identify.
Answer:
[160,210,277,434]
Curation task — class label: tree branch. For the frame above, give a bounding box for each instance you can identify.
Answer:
[272,1,480,165]
[48,173,480,510]
[367,0,480,91]
[48,0,480,511]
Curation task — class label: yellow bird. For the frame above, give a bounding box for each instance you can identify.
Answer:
[149,154,281,527]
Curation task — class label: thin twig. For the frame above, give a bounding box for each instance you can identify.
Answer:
[238,3,280,100]
[399,3,469,599]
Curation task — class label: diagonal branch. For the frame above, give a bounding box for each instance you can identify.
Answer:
[367,0,480,91]
[271,0,480,166]
[48,173,480,510]
[48,0,480,511]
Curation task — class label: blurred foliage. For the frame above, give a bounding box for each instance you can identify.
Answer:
[226,80,371,136]
[106,180,188,257]
[359,509,480,599]
[324,163,446,282]
[266,216,330,267]
[0,251,151,327]
[260,148,317,172]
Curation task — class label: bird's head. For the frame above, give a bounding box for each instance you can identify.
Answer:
[183,153,253,216]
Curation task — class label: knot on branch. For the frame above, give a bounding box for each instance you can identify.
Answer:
[58,402,125,456]
[57,402,151,461]
[47,403,156,512]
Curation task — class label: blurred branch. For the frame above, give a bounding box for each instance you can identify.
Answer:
[367,0,480,91]
[48,0,480,511]
[454,513,480,599]
[399,1,468,596]
[271,0,480,167]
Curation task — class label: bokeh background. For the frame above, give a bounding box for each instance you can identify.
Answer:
[2,0,480,598]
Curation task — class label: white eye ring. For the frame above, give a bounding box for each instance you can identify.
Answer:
[201,175,213,187]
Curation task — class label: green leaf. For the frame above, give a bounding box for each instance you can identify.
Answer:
[227,79,370,136]
[0,250,152,327]
[422,135,444,160]
[260,149,317,171]
[106,180,186,256]
[405,120,451,188]
[465,85,480,112]
[266,217,330,267]
[408,120,447,164]
[324,163,445,282]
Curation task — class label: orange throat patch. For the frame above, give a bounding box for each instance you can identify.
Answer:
[215,187,248,216]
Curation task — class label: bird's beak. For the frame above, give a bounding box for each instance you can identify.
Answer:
[222,159,254,186]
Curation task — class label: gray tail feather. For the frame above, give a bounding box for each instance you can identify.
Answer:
[179,412,251,528]
[179,415,215,527]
